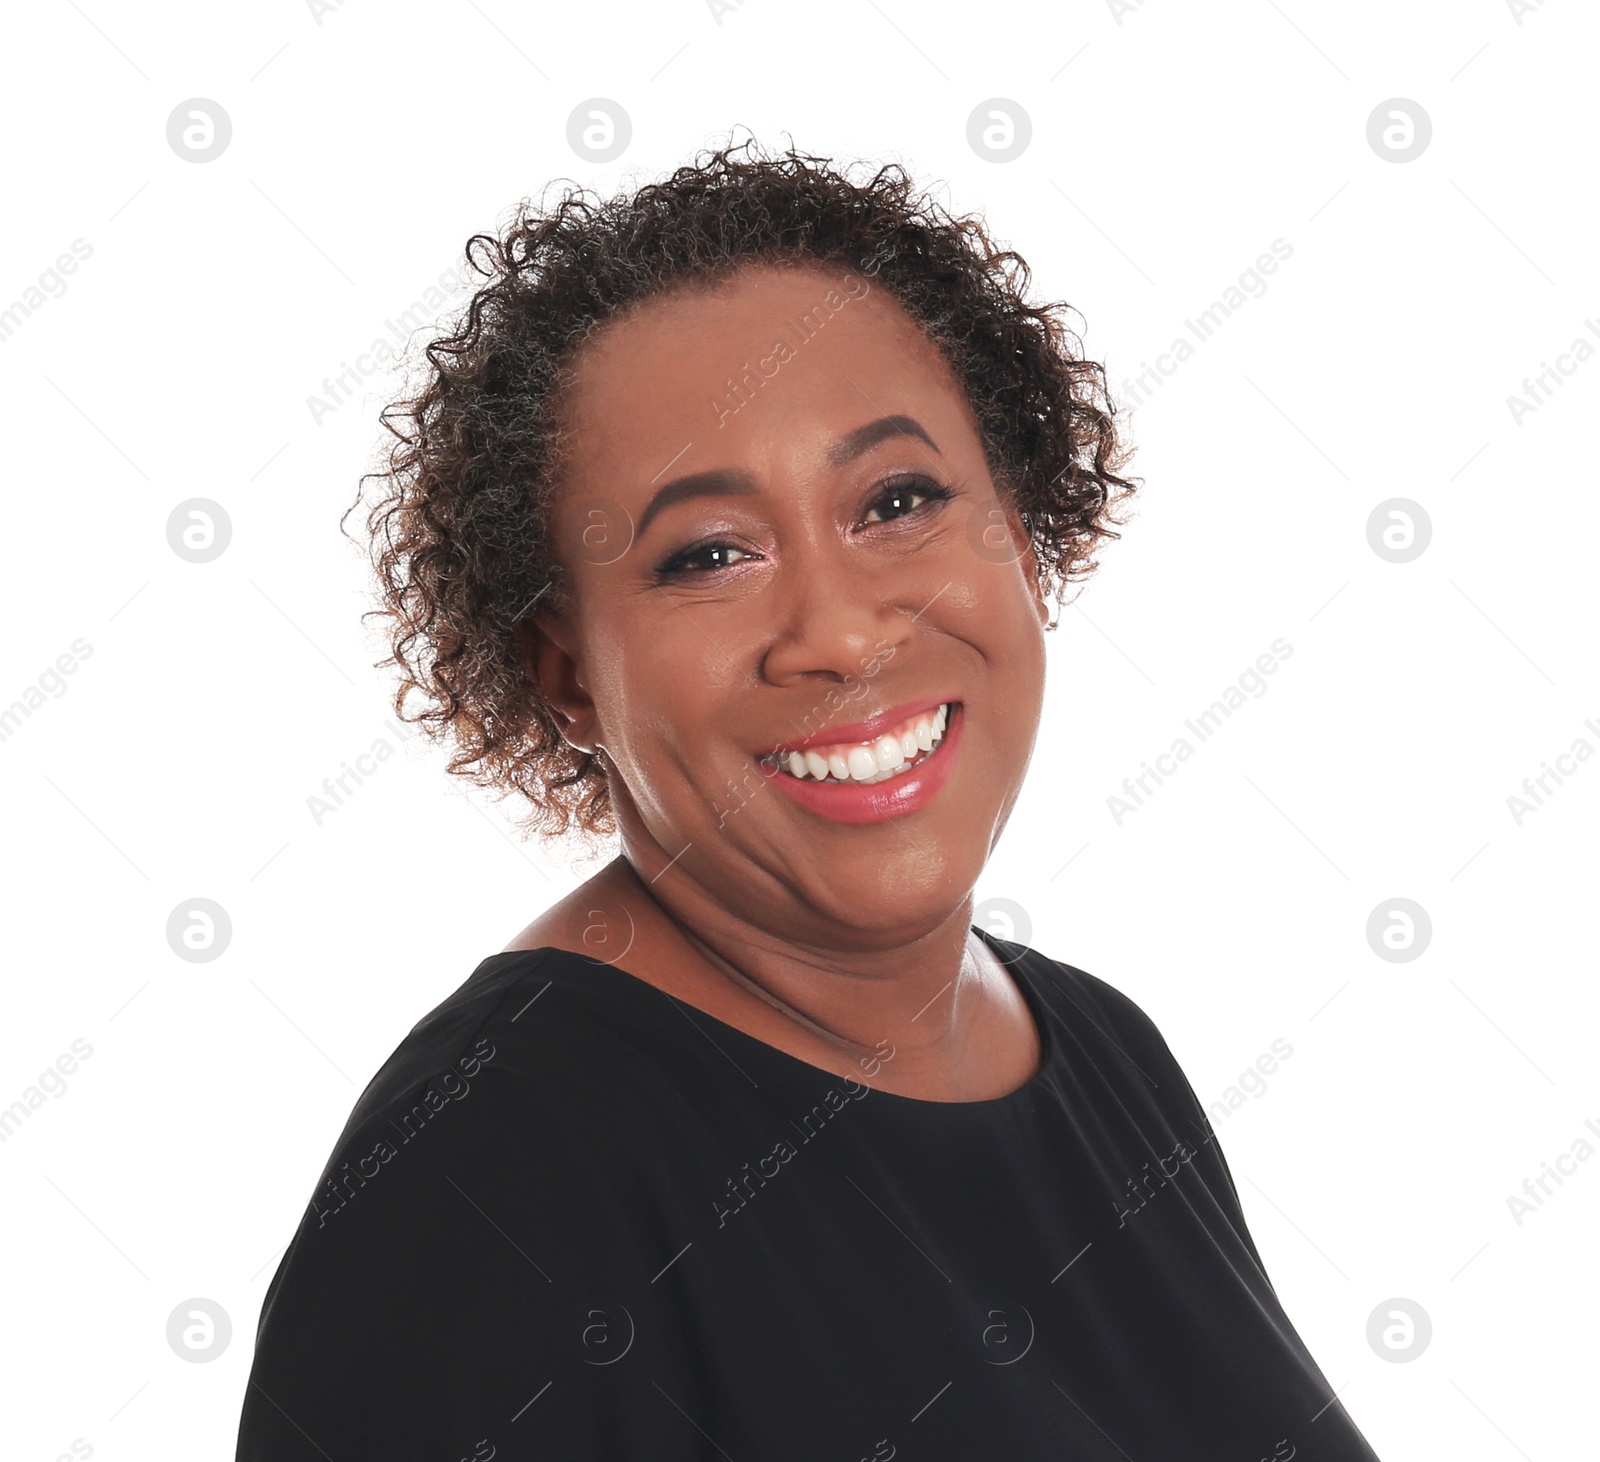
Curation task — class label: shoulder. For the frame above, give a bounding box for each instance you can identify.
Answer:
[992,933,1262,1227]
[291,941,738,1236]
[985,930,1208,1116]
[326,945,675,1169]
[317,948,541,1161]
[240,947,696,1458]
[252,946,680,1336]
[988,932,1180,1059]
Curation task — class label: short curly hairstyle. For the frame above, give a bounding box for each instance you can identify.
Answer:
[346,137,1137,847]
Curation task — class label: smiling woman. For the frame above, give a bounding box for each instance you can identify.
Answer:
[235,140,1382,1461]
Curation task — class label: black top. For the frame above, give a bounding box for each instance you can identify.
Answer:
[236,930,1380,1461]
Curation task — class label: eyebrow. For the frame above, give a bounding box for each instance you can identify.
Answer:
[634,415,941,539]
[827,414,939,468]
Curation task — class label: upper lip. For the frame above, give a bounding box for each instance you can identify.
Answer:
[758,696,957,757]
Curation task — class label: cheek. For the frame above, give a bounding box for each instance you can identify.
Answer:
[647,608,763,697]
[602,612,751,766]
[951,566,1048,739]
[942,553,1047,649]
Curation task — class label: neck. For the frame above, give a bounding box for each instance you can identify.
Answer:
[601,849,996,1073]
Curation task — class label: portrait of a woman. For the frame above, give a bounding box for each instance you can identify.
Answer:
[235,141,1381,1461]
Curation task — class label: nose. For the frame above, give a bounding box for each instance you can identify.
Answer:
[758,540,919,688]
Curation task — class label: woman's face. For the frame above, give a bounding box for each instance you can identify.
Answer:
[532,262,1050,949]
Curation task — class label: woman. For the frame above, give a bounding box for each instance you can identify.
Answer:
[237,142,1380,1460]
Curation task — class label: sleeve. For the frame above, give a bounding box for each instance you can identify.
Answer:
[234,1037,709,1462]
[1166,1065,1274,1283]
[1063,962,1275,1281]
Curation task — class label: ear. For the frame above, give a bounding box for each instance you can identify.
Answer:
[518,610,600,754]
[1004,503,1052,628]
[1029,559,1052,628]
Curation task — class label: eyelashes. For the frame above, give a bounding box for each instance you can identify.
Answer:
[652,475,956,580]
[861,475,956,525]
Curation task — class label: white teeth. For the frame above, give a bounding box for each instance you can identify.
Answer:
[846,746,879,780]
[770,703,954,783]
[873,735,906,772]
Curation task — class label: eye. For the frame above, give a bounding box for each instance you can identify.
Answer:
[654,539,759,579]
[860,475,954,525]
[651,475,954,580]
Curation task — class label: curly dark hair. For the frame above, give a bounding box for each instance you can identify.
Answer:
[345,137,1138,847]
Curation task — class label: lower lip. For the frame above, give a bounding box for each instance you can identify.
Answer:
[760,704,965,825]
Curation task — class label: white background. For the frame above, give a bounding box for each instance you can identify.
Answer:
[1,1,1594,1458]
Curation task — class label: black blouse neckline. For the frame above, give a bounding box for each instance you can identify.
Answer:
[480,923,1060,1115]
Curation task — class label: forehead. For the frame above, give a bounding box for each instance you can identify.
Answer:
[559,264,976,488]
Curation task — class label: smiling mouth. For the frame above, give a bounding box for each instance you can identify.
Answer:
[757,703,957,786]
